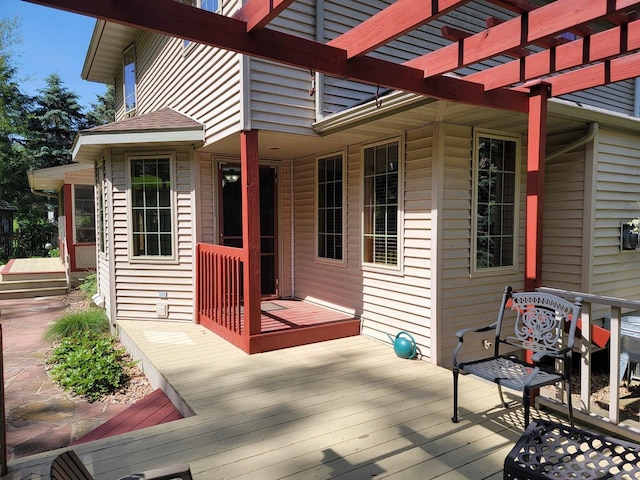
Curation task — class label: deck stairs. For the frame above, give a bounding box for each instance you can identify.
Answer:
[0,258,68,300]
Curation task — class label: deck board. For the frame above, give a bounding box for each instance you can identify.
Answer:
[4,323,568,480]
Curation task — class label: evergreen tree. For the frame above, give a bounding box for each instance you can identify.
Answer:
[86,84,115,127]
[0,18,33,216]
[27,73,86,169]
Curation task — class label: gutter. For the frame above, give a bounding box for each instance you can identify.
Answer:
[546,122,598,162]
[27,169,59,199]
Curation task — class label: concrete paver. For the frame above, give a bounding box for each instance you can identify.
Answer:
[0,295,130,460]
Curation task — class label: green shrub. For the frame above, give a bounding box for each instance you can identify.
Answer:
[47,332,135,402]
[79,272,98,299]
[44,309,109,341]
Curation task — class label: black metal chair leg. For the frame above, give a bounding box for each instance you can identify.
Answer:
[523,388,531,427]
[566,379,574,427]
[452,367,459,423]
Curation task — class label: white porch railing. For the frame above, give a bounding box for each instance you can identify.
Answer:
[537,287,640,436]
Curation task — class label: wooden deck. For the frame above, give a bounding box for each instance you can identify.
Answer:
[3,323,570,480]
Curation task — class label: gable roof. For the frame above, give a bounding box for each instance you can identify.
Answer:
[72,107,205,163]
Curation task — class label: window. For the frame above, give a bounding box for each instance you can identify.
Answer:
[130,156,174,258]
[473,132,520,271]
[74,185,96,243]
[182,0,219,47]
[362,139,400,267]
[123,45,136,112]
[317,153,344,261]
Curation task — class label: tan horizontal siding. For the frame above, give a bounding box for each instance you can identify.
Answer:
[590,129,640,301]
[109,147,195,323]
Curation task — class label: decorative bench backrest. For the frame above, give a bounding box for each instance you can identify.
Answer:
[500,290,582,355]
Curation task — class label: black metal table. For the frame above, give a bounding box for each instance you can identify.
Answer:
[504,420,640,479]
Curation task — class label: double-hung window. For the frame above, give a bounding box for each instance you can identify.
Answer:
[317,153,344,262]
[123,45,137,113]
[472,131,520,272]
[362,139,401,267]
[130,156,174,258]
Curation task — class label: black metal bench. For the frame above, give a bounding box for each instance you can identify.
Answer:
[504,420,640,479]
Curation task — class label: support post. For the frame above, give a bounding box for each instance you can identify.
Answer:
[525,82,550,292]
[240,130,262,344]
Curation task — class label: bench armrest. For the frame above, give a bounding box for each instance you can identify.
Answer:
[454,323,496,339]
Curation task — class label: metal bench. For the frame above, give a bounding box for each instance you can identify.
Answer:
[504,419,640,479]
[50,450,193,480]
[452,286,583,428]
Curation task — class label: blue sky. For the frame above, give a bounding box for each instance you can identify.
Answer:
[3,0,107,109]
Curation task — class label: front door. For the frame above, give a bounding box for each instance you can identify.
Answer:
[219,163,278,298]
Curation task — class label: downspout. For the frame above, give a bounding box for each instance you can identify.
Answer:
[546,122,598,163]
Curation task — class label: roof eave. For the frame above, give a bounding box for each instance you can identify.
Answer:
[72,128,205,163]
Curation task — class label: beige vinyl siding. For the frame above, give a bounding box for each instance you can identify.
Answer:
[590,129,640,301]
[439,124,526,367]
[540,131,587,292]
[249,0,316,133]
[198,153,216,244]
[109,147,195,322]
[98,155,113,322]
[113,0,243,142]
[279,159,293,298]
[294,128,431,358]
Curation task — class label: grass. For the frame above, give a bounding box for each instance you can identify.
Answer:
[44,309,109,341]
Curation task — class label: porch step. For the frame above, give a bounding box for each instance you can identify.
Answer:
[71,389,183,444]
[0,279,68,300]
[0,259,68,299]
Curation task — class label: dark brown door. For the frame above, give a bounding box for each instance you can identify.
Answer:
[219,164,278,298]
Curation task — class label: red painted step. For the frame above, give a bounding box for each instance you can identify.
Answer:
[72,389,183,444]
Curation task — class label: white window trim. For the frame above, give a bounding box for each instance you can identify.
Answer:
[315,150,347,266]
[471,129,521,276]
[123,44,137,115]
[72,184,96,245]
[126,153,178,263]
[360,136,404,273]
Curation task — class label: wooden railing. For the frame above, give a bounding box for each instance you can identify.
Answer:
[537,287,640,434]
[196,243,245,339]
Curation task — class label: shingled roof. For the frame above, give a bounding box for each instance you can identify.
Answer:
[85,107,203,133]
[72,107,205,164]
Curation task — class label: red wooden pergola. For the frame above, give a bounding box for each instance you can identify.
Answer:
[25,0,640,351]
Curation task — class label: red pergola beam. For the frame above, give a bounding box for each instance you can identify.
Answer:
[328,0,471,59]
[467,19,640,90]
[24,0,529,112]
[406,0,640,77]
[233,0,296,32]
[441,25,529,58]
[542,51,640,97]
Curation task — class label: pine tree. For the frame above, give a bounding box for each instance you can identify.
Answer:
[86,84,115,127]
[27,73,86,169]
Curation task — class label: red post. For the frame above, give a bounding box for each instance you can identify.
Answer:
[240,130,262,345]
[525,81,550,292]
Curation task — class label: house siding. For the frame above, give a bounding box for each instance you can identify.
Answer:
[590,129,640,301]
[540,131,587,292]
[439,124,527,366]
[108,146,195,322]
[293,127,431,357]
[113,0,243,143]
[249,0,317,134]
